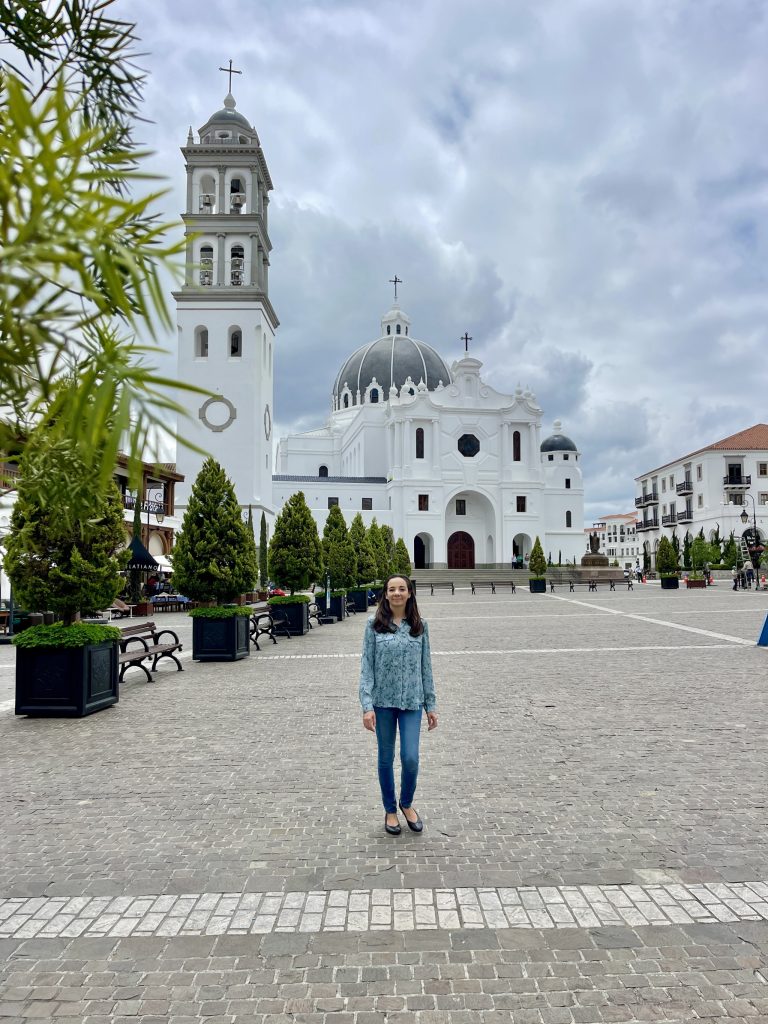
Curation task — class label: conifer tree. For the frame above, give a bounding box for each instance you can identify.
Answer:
[656,535,678,575]
[170,458,257,604]
[322,505,357,589]
[380,524,396,569]
[259,512,268,587]
[244,504,258,591]
[367,518,390,581]
[392,537,412,577]
[528,536,547,578]
[268,491,323,594]
[5,434,127,625]
[349,513,377,584]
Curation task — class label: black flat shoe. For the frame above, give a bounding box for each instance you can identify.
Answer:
[384,814,401,836]
[398,801,423,832]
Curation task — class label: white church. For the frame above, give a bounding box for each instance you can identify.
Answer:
[174,89,585,570]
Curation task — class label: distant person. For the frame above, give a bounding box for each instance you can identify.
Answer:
[359,575,437,836]
[745,561,754,589]
[732,566,739,591]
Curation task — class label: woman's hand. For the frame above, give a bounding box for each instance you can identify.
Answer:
[427,711,438,731]
[363,711,376,732]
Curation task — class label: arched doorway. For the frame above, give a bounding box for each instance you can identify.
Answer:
[413,533,433,569]
[448,531,475,569]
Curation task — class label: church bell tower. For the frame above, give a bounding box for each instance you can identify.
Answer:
[173,76,278,517]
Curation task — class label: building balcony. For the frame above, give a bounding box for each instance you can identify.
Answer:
[123,494,168,518]
[661,513,677,527]
[636,516,659,532]
[677,508,693,523]
[723,474,750,488]
[635,491,659,508]
[676,479,693,495]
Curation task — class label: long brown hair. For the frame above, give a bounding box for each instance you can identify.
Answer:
[373,574,424,636]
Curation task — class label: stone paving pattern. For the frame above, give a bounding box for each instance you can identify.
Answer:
[1,587,768,1021]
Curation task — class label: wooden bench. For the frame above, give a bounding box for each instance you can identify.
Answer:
[118,621,183,683]
[250,610,292,650]
[429,582,455,595]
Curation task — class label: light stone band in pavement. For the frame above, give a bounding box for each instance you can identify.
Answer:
[3,880,768,939]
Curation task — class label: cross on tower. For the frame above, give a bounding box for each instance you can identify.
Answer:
[389,275,402,302]
[218,59,242,93]
[461,332,472,353]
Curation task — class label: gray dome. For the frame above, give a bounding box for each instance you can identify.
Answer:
[540,433,578,453]
[334,332,452,403]
[199,93,254,136]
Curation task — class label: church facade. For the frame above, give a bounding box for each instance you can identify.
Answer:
[175,91,585,569]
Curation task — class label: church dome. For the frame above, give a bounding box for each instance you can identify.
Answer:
[333,306,452,405]
[540,420,578,453]
[199,93,255,139]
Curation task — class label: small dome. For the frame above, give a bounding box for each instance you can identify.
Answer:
[540,420,578,452]
[199,93,254,135]
[333,308,452,405]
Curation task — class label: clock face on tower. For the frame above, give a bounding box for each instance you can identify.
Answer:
[264,404,272,440]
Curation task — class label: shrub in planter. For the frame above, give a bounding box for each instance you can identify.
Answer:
[5,433,128,716]
[171,458,258,660]
[322,505,357,591]
[349,513,377,586]
[315,589,348,620]
[269,492,322,594]
[528,536,548,593]
[268,593,311,635]
[656,535,679,589]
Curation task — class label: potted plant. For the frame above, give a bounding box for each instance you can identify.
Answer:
[170,458,257,660]
[687,536,716,588]
[528,536,548,593]
[656,535,679,589]
[5,436,126,717]
[319,504,357,618]
[315,588,349,620]
[258,511,269,600]
[267,491,323,635]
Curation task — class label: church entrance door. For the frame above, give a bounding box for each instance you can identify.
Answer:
[414,535,426,569]
[447,531,475,569]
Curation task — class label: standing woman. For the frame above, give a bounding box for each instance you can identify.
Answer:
[359,575,438,835]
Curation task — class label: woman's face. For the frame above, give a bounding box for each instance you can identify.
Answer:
[386,576,410,614]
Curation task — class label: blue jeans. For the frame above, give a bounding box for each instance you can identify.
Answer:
[374,706,423,814]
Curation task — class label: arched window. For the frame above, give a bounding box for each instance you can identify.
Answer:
[229,327,242,357]
[199,244,214,286]
[416,427,424,459]
[319,465,329,478]
[566,510,572,528]
[513,430,521,462]
[405,327,409,335]
[194,326,208,358]
[343,394,349,408]
[230,245,244,286]
[230,178,245,213]
[369,388,379,404]
[387,325,391,335]
[396,324,401,334]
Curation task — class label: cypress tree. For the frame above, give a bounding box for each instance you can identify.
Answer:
[244,504,258,592]
[392,537,412,577]
[170,458,257,604]
[322,504,357,590]
[349,513,377,584]
[259,511,268,587]
[528,536,547,578]
[268,491,322,594]
[367,518,389,582]
[380,524,396,572]
[656,535,678,575]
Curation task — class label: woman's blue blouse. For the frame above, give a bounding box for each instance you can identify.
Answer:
[359,616,436,713]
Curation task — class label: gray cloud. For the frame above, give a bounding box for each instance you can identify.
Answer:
[118,0,768,521]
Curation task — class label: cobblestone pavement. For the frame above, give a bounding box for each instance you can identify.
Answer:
[1,586,768,1022]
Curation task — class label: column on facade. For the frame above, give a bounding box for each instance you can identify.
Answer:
[432,419,440,474]
[405,418,412,474]
[262,252,269,292]
[248,234,257,286]
[216,233,225,286]
[500,422,509,475]
[262,194,269,231]
[185,165,193,214]
[250,165,259,215]
[184,237,194,286]
[217,165,226,214]
[394,419,402,474]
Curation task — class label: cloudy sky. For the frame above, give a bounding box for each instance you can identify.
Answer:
[120,0,768,523]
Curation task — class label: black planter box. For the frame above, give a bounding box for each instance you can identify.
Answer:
[274,602,310,636]
[660,577,680,590]
[347,589,369,613]
[316,595,347,621]
[16,641,119,717]
[192,615,251,661]
[528,579,547,594]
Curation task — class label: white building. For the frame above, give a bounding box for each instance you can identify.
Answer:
[584,513,641,568]
[173,90,586,569]
[635,424,768,567]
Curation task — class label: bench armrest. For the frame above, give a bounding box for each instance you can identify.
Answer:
[120,636,150,652]
[153,628,181,645]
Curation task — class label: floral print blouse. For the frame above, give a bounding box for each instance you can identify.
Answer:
[359,616,436,713]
